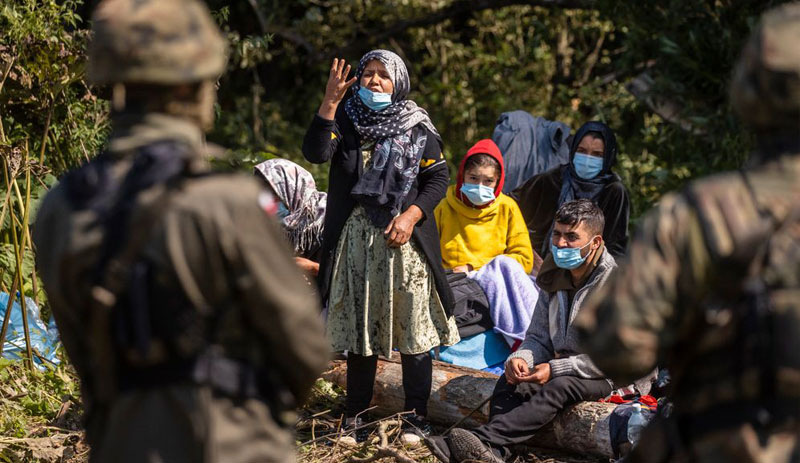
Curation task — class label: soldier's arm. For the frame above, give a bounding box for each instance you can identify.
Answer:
[230,194,330,403]
[576,194,711,385]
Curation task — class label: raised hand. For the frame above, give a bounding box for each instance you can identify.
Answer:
[318,58,357,120]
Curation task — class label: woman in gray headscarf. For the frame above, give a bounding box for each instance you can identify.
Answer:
[254,158,326,275]
[302,50,459,442]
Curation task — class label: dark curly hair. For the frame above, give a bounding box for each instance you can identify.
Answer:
[554,199,605,236]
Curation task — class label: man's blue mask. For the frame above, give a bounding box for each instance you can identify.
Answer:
[550,238,597,270]
[573,153,604,180]
[358,87,392,111]
[460,183,496,206]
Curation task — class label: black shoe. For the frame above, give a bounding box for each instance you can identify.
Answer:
[446,428,503,463]
[400,413,432,446]
[338,416,370,444]
[424,434,452,463]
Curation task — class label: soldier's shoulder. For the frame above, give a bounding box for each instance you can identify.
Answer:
[175,171,277,216]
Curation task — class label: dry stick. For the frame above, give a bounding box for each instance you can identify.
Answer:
[24,226,40,308]
[0,273,20,355]
[443,392,497,435]
[299,409,414,446]
[348,420,417,463]
[0,157,19,355]
[38,98,54,165]
[7,142,34,369]
[0,57,15,143]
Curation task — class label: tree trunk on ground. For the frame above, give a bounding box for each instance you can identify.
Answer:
[321,357,615,459]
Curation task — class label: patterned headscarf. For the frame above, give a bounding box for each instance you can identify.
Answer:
[254,159,327,257]
[344,49,440,141]
[345,50,442,227]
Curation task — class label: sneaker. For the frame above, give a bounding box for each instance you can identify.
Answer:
[400,413,432,446]
[446,428,503,463]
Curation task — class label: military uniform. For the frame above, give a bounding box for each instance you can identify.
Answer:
[576,4,800,462]
[33,1,329,462]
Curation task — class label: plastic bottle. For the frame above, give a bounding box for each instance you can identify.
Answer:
[627,403,647,446]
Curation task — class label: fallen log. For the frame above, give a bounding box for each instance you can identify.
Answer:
[321,357,616,459]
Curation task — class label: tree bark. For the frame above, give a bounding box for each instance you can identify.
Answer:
[321,357,615,458]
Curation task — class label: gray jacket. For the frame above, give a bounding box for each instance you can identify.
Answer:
[507,249,616,380]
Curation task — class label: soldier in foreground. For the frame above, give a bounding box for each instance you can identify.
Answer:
[32,0,329,461]
[576,3,800,462]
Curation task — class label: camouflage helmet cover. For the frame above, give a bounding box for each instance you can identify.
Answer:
[87,0,228,85]
[731,2,800,131]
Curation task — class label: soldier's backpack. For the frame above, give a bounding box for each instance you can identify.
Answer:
[64,142,293,418]
[678,170,800,437]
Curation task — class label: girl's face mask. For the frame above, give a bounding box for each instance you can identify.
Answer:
[460,183,496,206]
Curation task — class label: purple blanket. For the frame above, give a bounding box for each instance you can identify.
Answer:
[470,255,539,341]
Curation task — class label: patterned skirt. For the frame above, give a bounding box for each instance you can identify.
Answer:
[327,206,460,357]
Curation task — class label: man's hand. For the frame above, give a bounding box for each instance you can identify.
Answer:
[529,363,551,385]
[385,206,423,248]
[505,358,532,385]
[295,257,320,276]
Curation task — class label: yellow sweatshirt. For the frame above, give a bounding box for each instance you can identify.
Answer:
[435,185,534,274]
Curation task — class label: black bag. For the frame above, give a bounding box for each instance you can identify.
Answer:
[446,270,493,338]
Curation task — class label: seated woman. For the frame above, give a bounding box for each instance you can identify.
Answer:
[511,121,630,259]
[435,139,538,345]
[254,158,326,276]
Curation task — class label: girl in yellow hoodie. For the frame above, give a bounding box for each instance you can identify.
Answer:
[435,139,539,343]
[435,139,534,274]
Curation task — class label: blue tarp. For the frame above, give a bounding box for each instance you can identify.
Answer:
[438,330,511,371]
[0,292,61,369]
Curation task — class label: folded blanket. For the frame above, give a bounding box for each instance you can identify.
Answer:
[471,255,539,341]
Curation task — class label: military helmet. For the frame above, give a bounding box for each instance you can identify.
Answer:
[87,0,228,85]
[731,2,800,131]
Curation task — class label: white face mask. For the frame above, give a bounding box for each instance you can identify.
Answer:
[460,183,495,206]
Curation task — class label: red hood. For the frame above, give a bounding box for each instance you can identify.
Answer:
[456,139,505,208]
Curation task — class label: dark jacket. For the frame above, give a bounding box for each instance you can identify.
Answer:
[511,121,631,259]
[302,105,455,315]
[511,166,630,258]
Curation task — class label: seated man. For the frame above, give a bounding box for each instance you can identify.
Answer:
[435,139,538,343]
[426,199,615,463]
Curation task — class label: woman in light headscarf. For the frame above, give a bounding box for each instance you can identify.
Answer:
[254,158,326,275]
[511,121,631,260]
[302,50,459,442]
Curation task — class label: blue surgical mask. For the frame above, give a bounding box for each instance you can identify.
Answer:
[573,153,604,180]
[276,202,290,222]
[460,183,496,206]
[357,87,392,111]
[550,238,597,270]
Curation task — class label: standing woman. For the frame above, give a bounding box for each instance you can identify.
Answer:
[302,50,459,438]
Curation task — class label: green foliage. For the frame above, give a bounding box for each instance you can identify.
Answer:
[0,358,80,437]
[202,0,780,216]
[1,0,108,314]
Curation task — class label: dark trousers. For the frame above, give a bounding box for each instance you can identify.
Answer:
[471,375,612,456]
[346,352,433,417]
